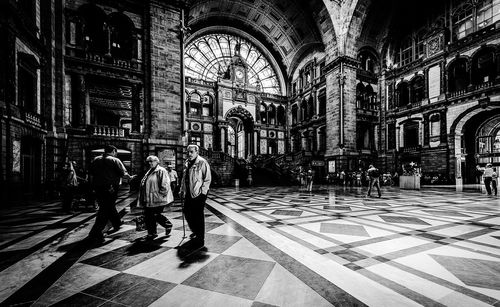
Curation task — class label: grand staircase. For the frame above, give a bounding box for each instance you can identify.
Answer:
[199,148,302,187]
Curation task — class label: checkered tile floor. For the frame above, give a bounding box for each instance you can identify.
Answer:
[0,185,499,306]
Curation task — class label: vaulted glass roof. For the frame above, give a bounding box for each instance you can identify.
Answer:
[185,33,281,95]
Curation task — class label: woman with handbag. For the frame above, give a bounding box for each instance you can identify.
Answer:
[139,155,174,240]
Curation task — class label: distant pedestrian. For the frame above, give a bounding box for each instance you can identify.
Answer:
[366,164,381,198]
[492,168,497,196]
[62,161,78,213]
[479,164,494,195]
[166,164,178,195]
[87,145,133,243]
[306,169,314,192]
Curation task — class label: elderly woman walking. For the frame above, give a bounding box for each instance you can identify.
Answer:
[139,155,174,239]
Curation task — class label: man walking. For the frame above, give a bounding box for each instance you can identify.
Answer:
[180,144,211,250]
[166,164,178,196]
[88,145,133,243]
[482,163,494,195]
[366,164,381,198]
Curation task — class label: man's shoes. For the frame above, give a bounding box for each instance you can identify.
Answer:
[190,239,205,249]
[107,222,123,234]
[165,226,172,236]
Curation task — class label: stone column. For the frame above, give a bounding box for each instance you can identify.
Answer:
[74,74,88,127]
[440,109,447,144]
[422,113,429,147]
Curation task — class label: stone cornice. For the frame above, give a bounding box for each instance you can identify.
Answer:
[323,56,359,74]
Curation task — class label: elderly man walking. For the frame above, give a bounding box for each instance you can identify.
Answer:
[179,144,212,250]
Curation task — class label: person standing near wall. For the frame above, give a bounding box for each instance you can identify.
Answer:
[179,144,212,250]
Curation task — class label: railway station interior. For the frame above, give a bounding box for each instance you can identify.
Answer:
[0,0,499,306]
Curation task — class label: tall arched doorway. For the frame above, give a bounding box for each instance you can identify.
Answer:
[21,136,42,195]
[225,106,255,159]
[455,107,500,184]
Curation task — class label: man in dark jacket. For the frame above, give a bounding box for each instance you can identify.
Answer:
[366,164,381,198]
[87,145,133,243]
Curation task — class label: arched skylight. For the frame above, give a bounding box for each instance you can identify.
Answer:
[185,33,281,95]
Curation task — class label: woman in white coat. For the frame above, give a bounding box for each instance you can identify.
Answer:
[139,155,174,239]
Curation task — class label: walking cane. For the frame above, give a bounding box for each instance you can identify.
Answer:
[180,195,187,239]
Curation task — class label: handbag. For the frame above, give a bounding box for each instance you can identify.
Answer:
[134,209,146,231]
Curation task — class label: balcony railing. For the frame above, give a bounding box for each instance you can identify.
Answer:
[448,81,496,99]
[400,145,422,153]
[87,125,129,137]
[24,111,43,128]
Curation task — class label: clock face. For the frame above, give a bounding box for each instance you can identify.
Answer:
[235,68,244,80]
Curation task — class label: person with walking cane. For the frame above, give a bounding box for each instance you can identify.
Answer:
[179,144,211,251]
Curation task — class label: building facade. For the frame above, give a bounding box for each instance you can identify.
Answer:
[1,0,499,201]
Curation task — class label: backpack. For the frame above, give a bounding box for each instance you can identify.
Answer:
[371,168,380,178]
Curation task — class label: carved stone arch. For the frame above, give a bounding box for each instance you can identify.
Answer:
[445,55,470,71]
[225,105,255,131]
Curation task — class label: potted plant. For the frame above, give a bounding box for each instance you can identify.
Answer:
[399,162,421,189]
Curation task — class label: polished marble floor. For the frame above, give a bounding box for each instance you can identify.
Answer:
[0,185,499,306]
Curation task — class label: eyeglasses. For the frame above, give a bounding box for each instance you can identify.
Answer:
[146,160,155,163]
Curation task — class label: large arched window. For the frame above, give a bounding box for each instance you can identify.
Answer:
[268,104,276,125]
[365,84,374,109]
[396,82,410,107]
[108,13,135,60]
[307,97,314,119]
[185,33,281,95]
[202,95,213,116]
[277,105,286,126]
[318,92,326,116]
[471,48,497,84]
[292,104,298,125]
[300,100,307,121]
[356,83,365,109]
[260,103,267,124]
[448,58,469,92]
[79,5,107,54]
[411,76,425,104]
[189,92,202,116]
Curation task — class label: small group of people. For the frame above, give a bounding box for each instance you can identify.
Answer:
[477,163,498,196]
[84,144,212,251]
[298,168,314,191]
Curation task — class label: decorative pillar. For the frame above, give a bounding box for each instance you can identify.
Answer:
[440,109,447,144]
[104,23,112,58]
[423,113,429,146]
[396,125,401,149]
[74,74,88,127]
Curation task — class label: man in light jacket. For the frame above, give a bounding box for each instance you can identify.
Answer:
[180,144,212,249]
